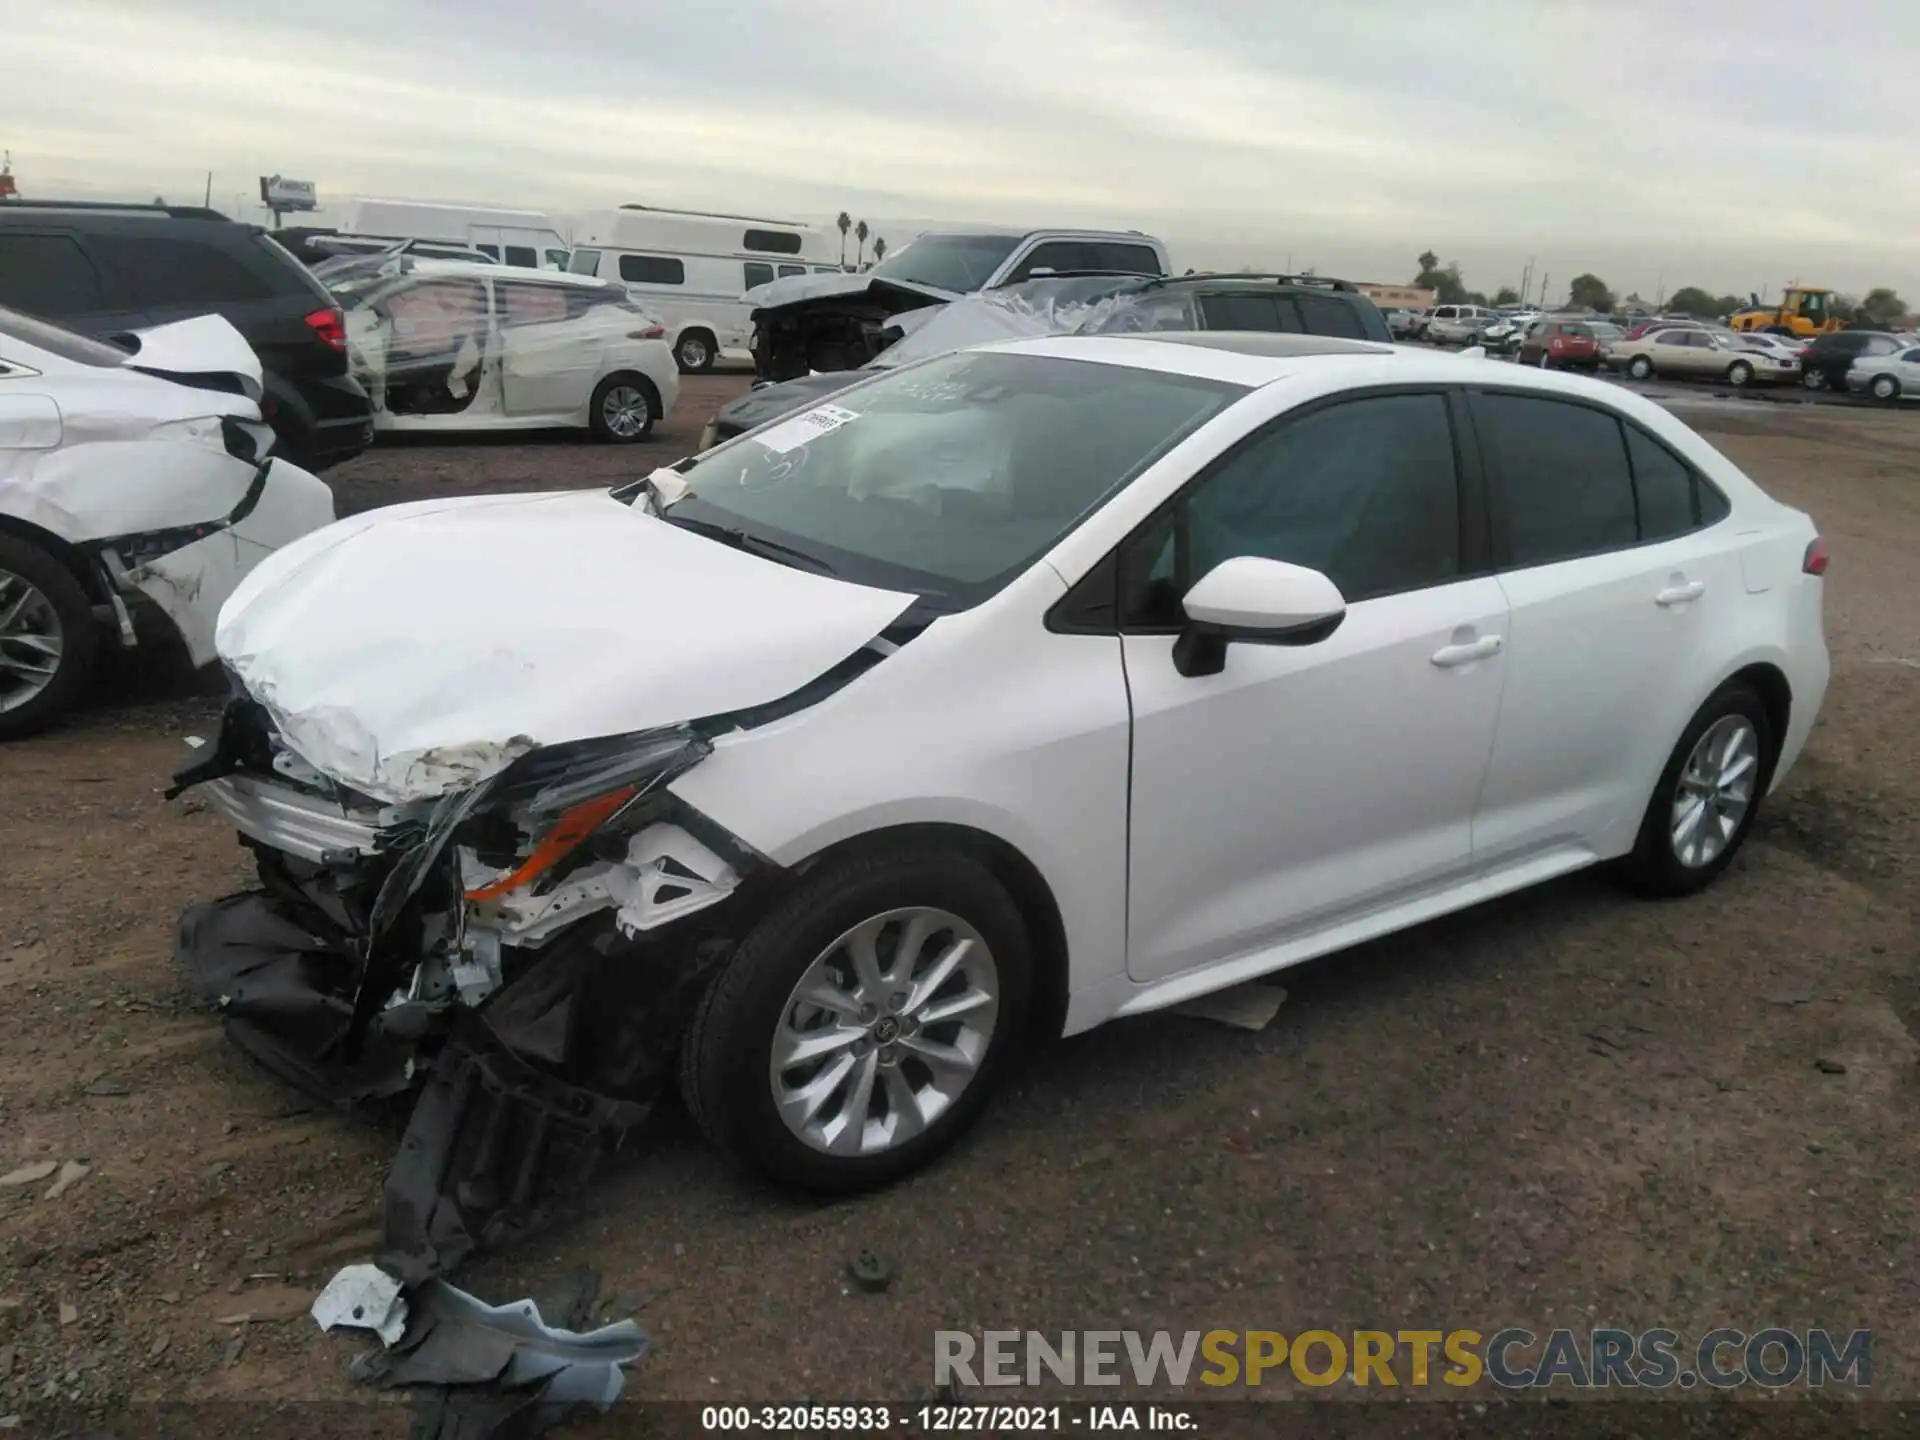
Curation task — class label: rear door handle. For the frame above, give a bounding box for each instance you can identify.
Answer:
[1431,635,1503,667]
[1656,580,1706,606]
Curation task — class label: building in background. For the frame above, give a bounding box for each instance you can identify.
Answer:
[1357,283,1437,308]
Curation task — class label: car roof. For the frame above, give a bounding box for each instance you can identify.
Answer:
[982,331,1670,393]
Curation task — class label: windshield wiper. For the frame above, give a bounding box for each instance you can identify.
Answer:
[664,513,836,576]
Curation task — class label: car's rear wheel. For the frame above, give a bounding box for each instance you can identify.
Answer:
[1870,374,1901,401]
[1615,680,1774,897]
[0,535,98,742]
[674,329,717,374]
[1627,355,1654,380]
[1726,360,1755,388]
[680,844,1032,1192]
[589,372,659,442]
[1802,369,1828,391]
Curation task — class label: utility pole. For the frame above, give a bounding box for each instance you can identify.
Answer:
[204,171,212,207]
[1520,256,1534,306]
[1538,271,1550,308]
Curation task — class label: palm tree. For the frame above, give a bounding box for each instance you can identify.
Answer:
[836,211,851,268]
[855,219,869,269]
[872,237,887,264]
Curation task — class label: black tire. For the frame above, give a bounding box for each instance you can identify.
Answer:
[0,534,99,741]
[674,329,717,374]
[680,844,1033,1193]
[1870,374,1900,401]
[1613,680,1775,898]
[1627,355,1654,380]
[1726,360,1754,388]
[1802,369,1828,392]
[587,372,660,443]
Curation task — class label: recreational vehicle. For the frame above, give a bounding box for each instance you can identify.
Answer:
[568,206,839,371]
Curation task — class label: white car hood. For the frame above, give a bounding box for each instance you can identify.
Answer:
[216,489,918,802]
[117,315,266,403]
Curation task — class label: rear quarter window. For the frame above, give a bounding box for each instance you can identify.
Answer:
[1294,292,1371,340]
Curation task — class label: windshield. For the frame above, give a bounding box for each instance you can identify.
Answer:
[0,306,132,367]
[870,234,1021,293]
[662,350,1243,604]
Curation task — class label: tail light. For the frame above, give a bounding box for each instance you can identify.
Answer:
[304,307,347,351]
[1802,537,1828,575]
[629,325,667,340]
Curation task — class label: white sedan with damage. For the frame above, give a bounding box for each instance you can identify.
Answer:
[171,335,1828,1218]
[0,308,334,738]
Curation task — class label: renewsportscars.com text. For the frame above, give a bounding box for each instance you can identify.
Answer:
[934,1327,1872,1390]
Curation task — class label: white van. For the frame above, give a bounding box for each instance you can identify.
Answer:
[335,200,572,271]
[567,206,839,372]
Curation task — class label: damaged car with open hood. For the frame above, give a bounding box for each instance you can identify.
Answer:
[0,306,334,737]
[172,332,1827,1238]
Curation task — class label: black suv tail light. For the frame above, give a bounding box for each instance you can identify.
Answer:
[304,307,346,351]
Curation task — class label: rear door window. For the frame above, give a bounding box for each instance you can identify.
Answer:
[1004,241,1086,282]
[91,235,278,307]
[1197,293,1284,330]
[503,245,538,268]
[1087,242,1162,275]
[1473,393,1638,568]
[497,283,569,327]
[742,261,775,290]
[0,233,106,315]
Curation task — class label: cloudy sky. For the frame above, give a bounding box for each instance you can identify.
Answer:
[9,0,1916,304]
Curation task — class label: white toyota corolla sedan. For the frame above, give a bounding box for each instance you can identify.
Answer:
[174,333,1828,1200]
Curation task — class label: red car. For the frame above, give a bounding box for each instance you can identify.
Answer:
[1517,318,1601,370]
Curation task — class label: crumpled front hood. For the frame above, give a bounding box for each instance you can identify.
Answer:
[216,490,916,802]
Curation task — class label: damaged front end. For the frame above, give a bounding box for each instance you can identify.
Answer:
[172,698,761,1280]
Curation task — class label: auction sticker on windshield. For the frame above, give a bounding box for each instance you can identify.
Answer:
[753,404,860,455]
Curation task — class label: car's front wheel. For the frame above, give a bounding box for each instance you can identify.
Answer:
[0,535,98,742]
[680,844,1033,1192]
[1726,360,1755,388]
[1802,369,1828,391]
[1627,355,1654,380]
[674,329,718,374]
[1615,680,1774,897]
[589,373,660,442]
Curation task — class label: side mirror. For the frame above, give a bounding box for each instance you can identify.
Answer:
[1173,556,1347,677]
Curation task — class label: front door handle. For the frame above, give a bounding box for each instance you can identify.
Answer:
[1656,580,1706,606]
[1431,635,1503,668]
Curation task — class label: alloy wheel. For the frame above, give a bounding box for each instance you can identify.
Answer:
[0,567,64,715]
[601,385,650,438]
[770,907,1000,1158]
[678,336,710,370]
[1669,715,1759,869]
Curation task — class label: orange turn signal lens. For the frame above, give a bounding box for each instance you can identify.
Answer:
[463,786,638,901]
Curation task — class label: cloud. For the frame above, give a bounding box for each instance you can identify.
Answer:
[5,0,1914,301]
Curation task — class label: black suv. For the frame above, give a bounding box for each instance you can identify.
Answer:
[1799,330,1904,393]
[0,202,374,467]
[709,272,1391,447]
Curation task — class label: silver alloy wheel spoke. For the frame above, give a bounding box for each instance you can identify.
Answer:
[604,386,647,437]
[1669,715,1758,868]
[0,568,65,713]
[770,905,1000,1158]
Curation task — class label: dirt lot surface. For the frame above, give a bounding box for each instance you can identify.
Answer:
[0,376,1913,1430]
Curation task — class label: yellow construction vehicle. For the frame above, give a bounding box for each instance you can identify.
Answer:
[1728,284,1847,336]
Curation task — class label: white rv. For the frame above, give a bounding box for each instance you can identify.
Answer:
[335,200,572,271]
[567,206,839,371]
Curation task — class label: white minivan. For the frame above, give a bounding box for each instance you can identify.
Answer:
[568,207,840,373]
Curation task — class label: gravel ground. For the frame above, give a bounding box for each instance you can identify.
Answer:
[0,378,1913,1433]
